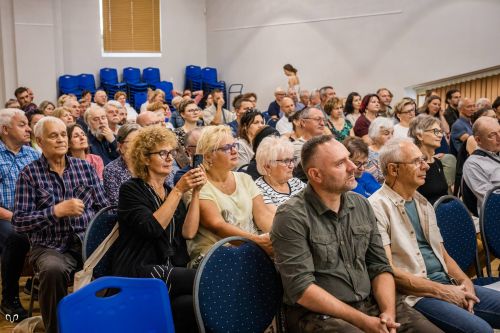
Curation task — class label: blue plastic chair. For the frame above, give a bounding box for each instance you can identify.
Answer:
[185,65,202,79]
[479,185,500,277]
[143,67,161,86]
[82,206,118,278]
[434,195,497,285]
[78,73,97,93]
[134,92,148,111]
[194,236,282,333]
[99,68,126,95]
[58,276,175,333]
[59,75,82,97]
[201,67,218,83]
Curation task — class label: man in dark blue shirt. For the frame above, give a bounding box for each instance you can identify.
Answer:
[84,105,119,165]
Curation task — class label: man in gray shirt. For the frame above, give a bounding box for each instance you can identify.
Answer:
[463,117,500,210]
[271,135,441,333]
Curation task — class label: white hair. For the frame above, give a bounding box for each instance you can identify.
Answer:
[379,137,414,176]
[476,97,490,110]
[84,105,104,125]
[368,117,394,141]
[256,136,294,176]
[105,100,123,110]
[34,116,65,139]
[0,108,26,128]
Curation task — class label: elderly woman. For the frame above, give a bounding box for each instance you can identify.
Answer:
[38,100,55,116]
[366,117,394,183]
[186,125,274,268]
[325,97,353,142]
[236,110,265,168]
[408,114,449,204]
[343,136,381,198]
[102,123,141,205]
[53,107,75,126]
[67,123,105,180]
[112,125,206,333]
[393,98,416,139]
[254,136,305,213]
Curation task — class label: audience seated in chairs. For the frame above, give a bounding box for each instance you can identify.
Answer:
[67,123,104,181]
[325,97,354,142]
[140,88,165,113]
[271,135,440,333]
[463,117,500,212]
[464,107,497,155]
[254,136,306,214]
[369,137,500,333]
[393,98,416,139]
[84,105,119,165]
[354,93,380,143]
[408,115,449,205]
[103,123,141,206]
[236,110,265,169]
[343,136,381,198]
[185,125,274,268]
[243,125,280,180]
[0,108,40,322]
[366,117,394,184]
[111,125,206,333]
[13,116,108,333]
[227,96,254,137]
[202,89,234,125]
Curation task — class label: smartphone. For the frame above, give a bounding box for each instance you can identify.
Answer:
[192,154,203,169]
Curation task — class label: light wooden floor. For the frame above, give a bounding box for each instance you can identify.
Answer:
[1,263,499,332]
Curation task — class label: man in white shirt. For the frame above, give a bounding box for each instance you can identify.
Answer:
[276,97,295,135]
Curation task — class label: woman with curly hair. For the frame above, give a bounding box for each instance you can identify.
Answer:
[112,125,206,333]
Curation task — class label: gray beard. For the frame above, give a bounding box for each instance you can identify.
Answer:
[90,127,104,140]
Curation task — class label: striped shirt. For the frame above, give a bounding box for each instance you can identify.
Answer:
[13,155,108,251]
[0,140,40,211]
[255,177,306,207]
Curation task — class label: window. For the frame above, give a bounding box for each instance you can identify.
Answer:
[101,0,161,55]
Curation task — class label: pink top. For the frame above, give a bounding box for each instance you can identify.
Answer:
[85,154,104,180]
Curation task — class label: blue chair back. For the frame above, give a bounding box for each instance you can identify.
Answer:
[480,185,500,277]
[194,237,282,333]
[143,67,161,85]
[99,68,120,85]
[78,73,96,92]
[123,67,142,84]
[82,206,118,278]
[134,92,148,111]
[185,65,202,79]
[58,277,175,333]
[155,81,174,101]
[434,195,481,275]
[59,75,82,96]
[201,67,218,83]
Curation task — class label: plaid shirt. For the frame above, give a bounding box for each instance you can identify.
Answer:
[0,140,40,212]
[13,155,109,251]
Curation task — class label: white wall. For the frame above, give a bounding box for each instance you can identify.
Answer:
[206,0,500,110]
[0,0,207,103]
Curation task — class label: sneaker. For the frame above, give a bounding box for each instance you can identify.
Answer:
[0,297,28,322]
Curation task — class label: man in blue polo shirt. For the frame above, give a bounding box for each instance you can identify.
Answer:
[450,97,474,155]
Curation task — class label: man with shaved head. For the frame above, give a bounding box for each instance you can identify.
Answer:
[267,87,287,120]
[271,135,439,332]
[275,96,295,135]
[463,116,500,210]
[450,97,475,155]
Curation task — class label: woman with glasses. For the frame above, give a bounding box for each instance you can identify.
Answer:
[254,136,305,213]
[324,97,353,142]
[419,95,450,154]
[174,99,203,146]
[367,117,394,183]
[67,123,104,180]
[408,114,448,204]
[236,110,265,168]
[112,125,206,333]
[343,137,381,198]
[102,123,141,206]
[185,125,274,268]
[393,98,416,139]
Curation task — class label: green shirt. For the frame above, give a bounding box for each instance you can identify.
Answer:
[271,184,393,305]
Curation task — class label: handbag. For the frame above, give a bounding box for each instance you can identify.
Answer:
[74,223,119,291]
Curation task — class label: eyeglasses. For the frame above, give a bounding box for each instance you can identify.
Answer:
[274,157,297,167]
[302,117,326,123]
[424,128,444,136]
[352,160,368,170]
[148,149,178,160]
[215,142,239,154]
[394,156,428,168]
[399,109,416,114]
[184,108,201,114]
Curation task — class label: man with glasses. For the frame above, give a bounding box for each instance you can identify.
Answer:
[463,116,500,211]
[228,97,254,137]
[13,117,108,333]
[292,107,326,164]
[369,138,500,333]
[272,135,439,332]
[343,137,381,198]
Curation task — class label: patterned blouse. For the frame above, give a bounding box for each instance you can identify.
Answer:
[103,156,132,206]
[367,149,385,184]
[328,119,353,142]
[255,177,306,207]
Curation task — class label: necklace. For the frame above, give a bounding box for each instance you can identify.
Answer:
[148,182,166,200]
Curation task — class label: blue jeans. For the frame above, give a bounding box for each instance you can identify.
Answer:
[414,285,500,333]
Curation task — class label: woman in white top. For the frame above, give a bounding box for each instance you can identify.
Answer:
[393,98,416,139]
[186,125,274,268]
[254,136,306,214]
[344,92,362,125]
[367,117,394,183]
[283,64,300,92]
[236,111,265,168]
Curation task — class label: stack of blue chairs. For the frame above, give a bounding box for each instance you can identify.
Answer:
[78,74,97,95]
[99,68,127,99]
[185,65,202,91]
[59,75,83,98]
[123,67,148,108]
[142,67,174,106]
[201,67,227,102]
